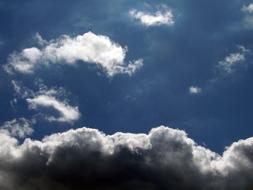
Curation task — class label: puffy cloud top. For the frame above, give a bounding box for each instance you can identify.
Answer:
[0,125,253,190]
[5,32,143,77]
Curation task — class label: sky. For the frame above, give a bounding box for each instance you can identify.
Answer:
[1,0,253,189]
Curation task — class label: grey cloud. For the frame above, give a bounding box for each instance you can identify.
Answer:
[0,118,34,139]
[0,126,252,189]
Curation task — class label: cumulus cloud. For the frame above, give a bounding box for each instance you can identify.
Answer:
[4,32,143,77]
[218,46,250,74]
[129,6,174,27]
[0,118,34,138]
[0,125,252,189]
[189,86,202,94]
[12,81,80,124]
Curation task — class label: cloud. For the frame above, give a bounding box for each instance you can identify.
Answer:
[0,118,34,138]
[242,4,253,27]
[189,86,202,94]
[242,3,253,13]
[129,6,174,27]
[0,125,252,189]
[4,32,143,77]
[218,46,250,74]
[27,94,80,123]
[12,81,80,124]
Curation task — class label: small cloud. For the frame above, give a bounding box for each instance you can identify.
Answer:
[0,118,34,138]
[189,86,202,94]
[27,94,80,124]
[242,3,253,13]
[11,81,80,124]
[218,45,250,74]
[242,4,253,27]
[129,5,174,27]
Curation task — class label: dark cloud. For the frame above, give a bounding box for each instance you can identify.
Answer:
[0,126,252,190]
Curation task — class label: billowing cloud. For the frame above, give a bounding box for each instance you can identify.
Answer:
[0,125,252,189]
[129,6,174,27]
[218,46,249,74]
[0,118,34,138]
[4,32,143,76]
[189,86,202,94]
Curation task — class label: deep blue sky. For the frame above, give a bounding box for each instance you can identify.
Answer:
[1,0,253,153]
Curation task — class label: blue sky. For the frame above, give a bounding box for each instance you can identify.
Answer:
[1,0,253,152]
[1,1,253,189]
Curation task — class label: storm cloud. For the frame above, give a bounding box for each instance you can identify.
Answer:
[0,125,252,190]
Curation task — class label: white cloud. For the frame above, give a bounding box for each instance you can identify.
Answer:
[6,47,42,74]
[5,32,143,77]
[242,4,253,13]
[189,86,202,94]
[219,46,249,74]
[0,118,34,138]
[12,81,80,124]
[242,4,253,27]
[0,125,253,189]
[27,94,80,123]
[129,6,174,27]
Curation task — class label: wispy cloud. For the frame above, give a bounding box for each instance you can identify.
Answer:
[12,81,80,124]
[27,94,80,123]
[129,5,174,27]
[242,3,253,13]
[0,118,34,138]
[242,3,253,27]
[218,46,250,74]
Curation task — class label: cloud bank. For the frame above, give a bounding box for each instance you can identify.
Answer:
[0,125,252,190]
[129,6,174,27]
[5,32,143,77]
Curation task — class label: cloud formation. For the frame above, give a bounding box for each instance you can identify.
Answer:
[218,46,249,74]
[242,3,253,13]
[0,125,252,190]
[27,94,80,123]
[189,86,202,94]
[129,6,174,27]
[4,32,143,76]
[0,118,34,138]
[12,81,80,124]
[242,4,253,27]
